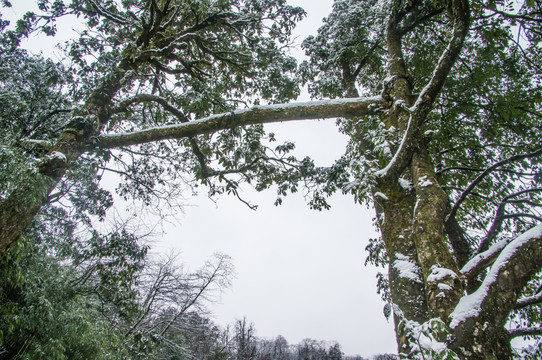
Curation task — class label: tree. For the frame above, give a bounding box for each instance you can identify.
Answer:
[327,343,342,360]
[234,317,258,360]
[0,0,541,359]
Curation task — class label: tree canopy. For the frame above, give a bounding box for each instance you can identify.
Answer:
[1,0,542,359]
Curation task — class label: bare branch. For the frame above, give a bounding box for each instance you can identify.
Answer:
[448,148,542,224]
[479,188,542,252]
[112,94,189,122]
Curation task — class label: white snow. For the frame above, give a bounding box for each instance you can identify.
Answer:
[102,96,385,144]
[427,265,458,283]
[424,130,438,136]
[450,224,542,329]
[374,192,389,200]
[460,236,513,276]
[438,283,453,291]
[393,253,423,283]
[449,289,485,329]
[399,177,413,190]
[22,139,52,146]
[375,114,412,177]
[417,175,433,188]
[48,151,67,162]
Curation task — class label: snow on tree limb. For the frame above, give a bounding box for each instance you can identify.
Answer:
[516,291,542,310]
[410,0,470,115]
[98,96,390,149]
[460,236,514,280]
[450,224,542,329]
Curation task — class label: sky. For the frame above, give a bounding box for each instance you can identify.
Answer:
[4,0,398,357]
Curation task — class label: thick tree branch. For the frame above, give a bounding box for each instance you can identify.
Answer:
[509,327,542,338]
[98,96,390,149]
[451,224,542,355]
[516,291,542,310]
[461,236,515,281]
[451,224,542,327]
[410,0,470,116]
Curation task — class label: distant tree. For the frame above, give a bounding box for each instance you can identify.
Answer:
[1,0,542,359]
[327,343,343,360]
[272,335,291,360]
[343,356,368,360]
[234,318,258,360]
[296,339,329,360]
[372,354,399,360]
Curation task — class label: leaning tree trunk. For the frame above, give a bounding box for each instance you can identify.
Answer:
[0,58,135,257]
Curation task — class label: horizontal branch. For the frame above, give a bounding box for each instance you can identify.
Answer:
[509,327,542,338]
[98,96,390,149]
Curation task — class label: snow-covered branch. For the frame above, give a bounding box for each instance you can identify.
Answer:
[516,291,542,310]
[98,96,390,149]
[461,236,515,280]
[509,327,542,338]
[451,224,542,331]
[87,0,130,25]
[410,0,470,115]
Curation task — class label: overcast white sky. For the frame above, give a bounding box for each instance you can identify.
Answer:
[5,0,398,357]
[158,1,398,356]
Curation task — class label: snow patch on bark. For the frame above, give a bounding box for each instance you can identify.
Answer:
[47,151,67,162]
[417,175,433,187]
[399,177,413,190]
[427,265,458,283]
[393,253,423,283]
[392,306,458,359]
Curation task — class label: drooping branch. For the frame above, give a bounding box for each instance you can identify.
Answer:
[98,96,390,149]
[112,94,189,122]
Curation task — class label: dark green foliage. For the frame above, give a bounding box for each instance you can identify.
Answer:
[0,238,125,360]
